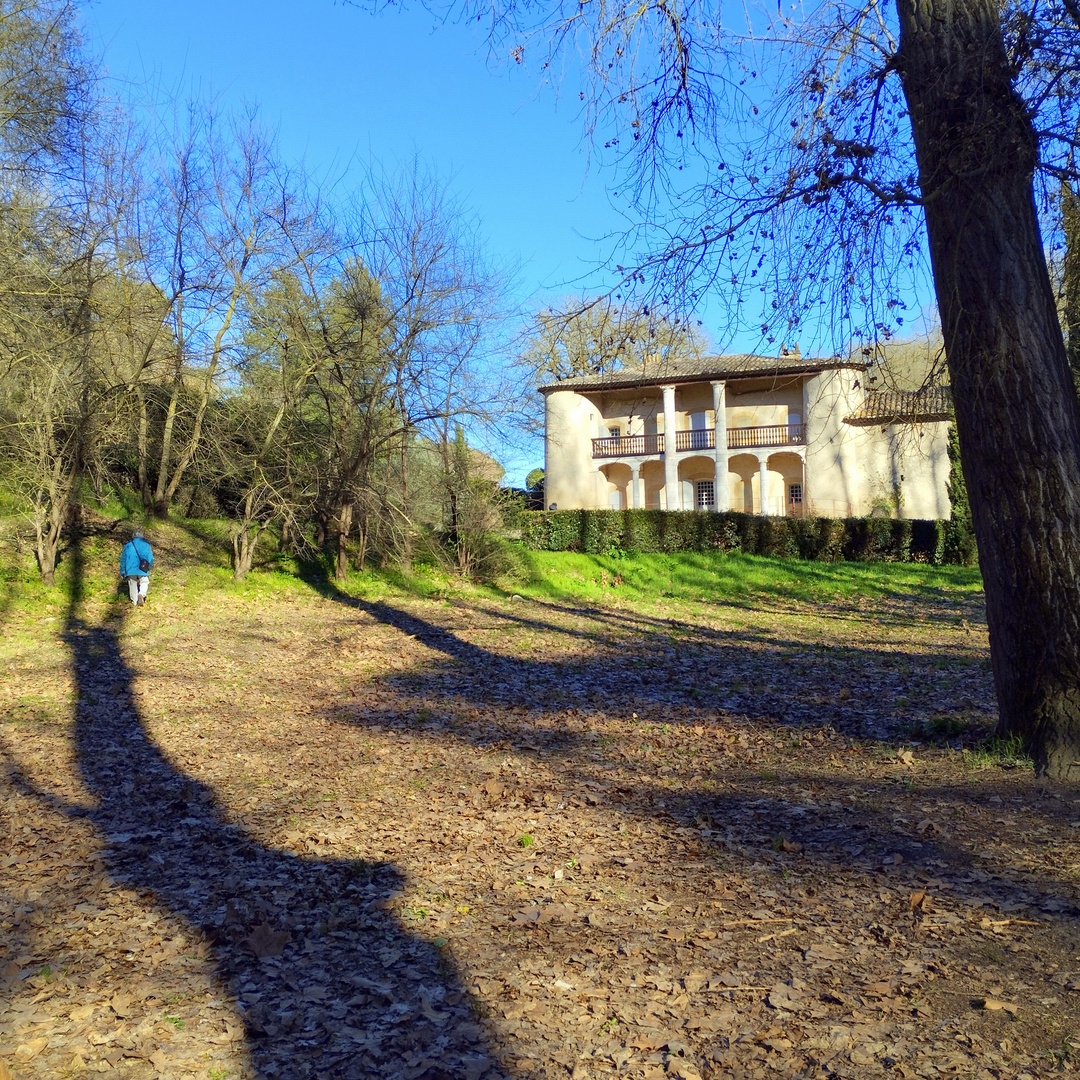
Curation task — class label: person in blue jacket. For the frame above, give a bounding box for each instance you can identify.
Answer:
[120,529,154,607]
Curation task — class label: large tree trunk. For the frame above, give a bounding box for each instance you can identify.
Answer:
[1062,177,1080,393]
[897,0,1080,779]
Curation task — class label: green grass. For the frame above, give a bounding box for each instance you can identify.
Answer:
[961,732,1033,770]
[512,549,983,607]
[0,499,984,621]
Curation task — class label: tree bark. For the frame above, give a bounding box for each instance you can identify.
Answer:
[897,0,1080,779]
[232,491,265,581]
[136,385,152,511]
[335,501,353,583]
[1062,178,1080,393]
[152,371,181,517]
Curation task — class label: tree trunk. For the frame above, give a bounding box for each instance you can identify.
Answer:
[34,521,60,587]
[335,502,353,583]
[232,492,264,581]
[33,490,67,587]
[136,385,152,512]
[232,524,264,581]
[1062,178,1080,394]
[152,375,181,517]
[897,0,1080,779]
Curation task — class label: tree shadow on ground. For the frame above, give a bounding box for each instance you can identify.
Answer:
[304,578,1080,926]
[307,574,992,744]
[9,534,513,1080]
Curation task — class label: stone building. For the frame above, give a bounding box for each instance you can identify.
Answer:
[540,351,952,518]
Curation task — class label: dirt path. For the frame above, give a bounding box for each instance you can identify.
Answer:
[2,571,1079,1079]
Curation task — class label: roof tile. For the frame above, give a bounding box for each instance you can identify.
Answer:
[539,352,862,393]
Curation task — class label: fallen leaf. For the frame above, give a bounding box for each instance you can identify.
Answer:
[767,982,804,1010]
[804,943,846,962]
[14,1038,47,1062]
[978,998,1018,1014]
[246,923,291,959]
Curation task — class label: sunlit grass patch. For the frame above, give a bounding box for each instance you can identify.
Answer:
[513,548,983,608]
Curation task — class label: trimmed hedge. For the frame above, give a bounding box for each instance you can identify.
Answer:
[519,508,955,564]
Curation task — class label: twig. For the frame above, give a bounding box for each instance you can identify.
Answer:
[758,927,799,943]
[721,917,794,926]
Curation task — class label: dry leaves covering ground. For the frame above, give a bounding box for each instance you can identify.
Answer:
[3,544,1080,1080]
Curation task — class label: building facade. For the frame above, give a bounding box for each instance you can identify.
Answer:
[541,352,952,519]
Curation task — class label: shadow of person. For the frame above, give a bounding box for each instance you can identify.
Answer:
[63,604,504,1080]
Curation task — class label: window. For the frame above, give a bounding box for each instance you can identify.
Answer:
[689,412,710,449]
[607,425,622,438]
[788,483,803,505]
[696,479,715,510]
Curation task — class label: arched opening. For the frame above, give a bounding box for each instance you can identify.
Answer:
[600,462,632,510]
[640,460,666,509]
[678,455,717,511]
[769,452,805,517]
[728,453,759,513]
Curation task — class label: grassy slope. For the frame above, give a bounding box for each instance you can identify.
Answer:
[0,504,985,624]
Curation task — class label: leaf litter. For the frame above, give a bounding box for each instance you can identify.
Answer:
[1,575,1080,1079]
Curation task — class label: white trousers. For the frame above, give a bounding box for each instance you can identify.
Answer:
[126,576,149,605]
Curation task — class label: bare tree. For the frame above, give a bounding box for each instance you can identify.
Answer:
[0,0,92,180]
[0,8,125,584]
[113,106,313,517]
[319,162,510,580]
[522,298,703,381]
[0,182,117,583]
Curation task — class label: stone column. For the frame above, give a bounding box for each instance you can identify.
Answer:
[711,380,728,511]
[631,465,641,509]
[758,456,771,516]
[662,383,679,510]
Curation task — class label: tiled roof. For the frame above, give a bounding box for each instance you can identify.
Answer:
[538,352,863,393]
[845,387,953,426]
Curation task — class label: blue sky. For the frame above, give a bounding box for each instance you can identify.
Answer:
[84,0,625,308]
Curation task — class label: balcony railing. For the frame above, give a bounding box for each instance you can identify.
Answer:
[591,423,806,458]
[592,433,664,457]
[728,423,806,449]
[674,429,716,452]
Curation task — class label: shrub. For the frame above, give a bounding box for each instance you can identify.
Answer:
[518,508,966,564]
[943,423,977,566]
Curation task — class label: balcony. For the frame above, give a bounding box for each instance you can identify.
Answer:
[592,423,806,458]
[591,433,665,458]
[728,423,806,449]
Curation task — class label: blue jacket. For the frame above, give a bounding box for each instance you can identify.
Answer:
[120,537,154,578]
